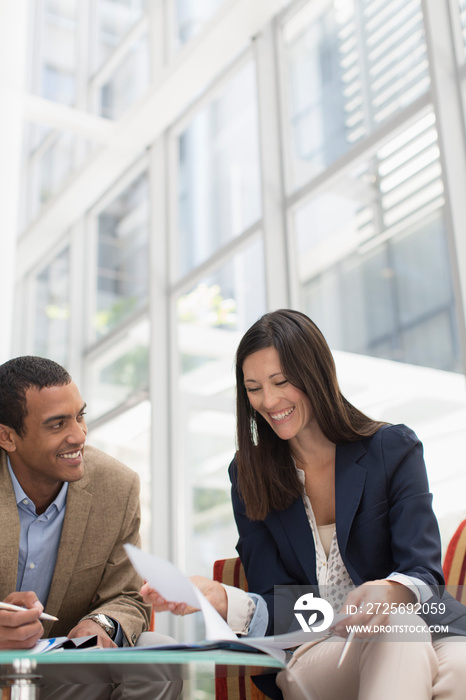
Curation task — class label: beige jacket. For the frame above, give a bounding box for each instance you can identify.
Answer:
[0,446,151,645]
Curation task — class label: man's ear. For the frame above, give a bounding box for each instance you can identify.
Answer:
[0,424,18,452]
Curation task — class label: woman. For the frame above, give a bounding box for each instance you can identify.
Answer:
[143,310,466,700]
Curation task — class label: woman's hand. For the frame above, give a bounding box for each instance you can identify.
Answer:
[333,579,416,638]
[140,582,195,615]
[190,576,228,620]
[140,576,228,619]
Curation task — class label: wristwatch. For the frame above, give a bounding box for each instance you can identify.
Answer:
[82,613,116,640]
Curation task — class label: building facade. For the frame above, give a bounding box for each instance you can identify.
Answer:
[5,1,466,649]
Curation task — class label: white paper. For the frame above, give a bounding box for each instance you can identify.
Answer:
[125,544,345,662]
[124,544,237,641]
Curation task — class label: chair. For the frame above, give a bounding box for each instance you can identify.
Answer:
[213,558,267,700]
[443,519,466,603]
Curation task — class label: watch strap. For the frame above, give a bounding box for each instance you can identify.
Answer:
[82,613,116,640]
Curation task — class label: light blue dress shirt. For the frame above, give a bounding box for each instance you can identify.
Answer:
[8,458,123,645]
[8,458,68,606]
[247,593,269,637]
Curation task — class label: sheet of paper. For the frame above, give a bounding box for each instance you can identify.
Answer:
[31,637,69,654]
[124,544,237,641]
[125,544,346,659]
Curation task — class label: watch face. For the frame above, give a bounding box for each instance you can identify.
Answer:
[92,614,115,638]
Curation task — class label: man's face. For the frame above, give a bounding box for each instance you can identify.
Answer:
[8,381,87,492]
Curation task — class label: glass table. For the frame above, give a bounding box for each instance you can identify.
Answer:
[0,647,285,699]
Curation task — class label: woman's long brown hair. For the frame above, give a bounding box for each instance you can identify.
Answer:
[235,310,385,520]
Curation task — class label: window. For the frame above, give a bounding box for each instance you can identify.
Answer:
[39,0,78,105]
[174,237,266,574]
[37,132,76,205]
[34,247,70,367]
[175,0,227,46]
[175,62,261,278]
[282,0,429,190]
[89,400,151,546]
[95,0,146,70]
[86,316,149,420]
[99,35,150,119]
[94,172,149,339]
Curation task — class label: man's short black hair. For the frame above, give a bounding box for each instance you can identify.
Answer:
[0,356,71,436]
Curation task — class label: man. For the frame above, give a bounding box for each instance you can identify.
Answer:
[0,355,182,698]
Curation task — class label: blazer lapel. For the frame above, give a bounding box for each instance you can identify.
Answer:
[267,439,369,585]
[272,498,318,584]
[45,469,92,618]
[0,450,21,596]
[335,440,368,556]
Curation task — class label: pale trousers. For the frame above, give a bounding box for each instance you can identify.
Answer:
[276,613,466,700]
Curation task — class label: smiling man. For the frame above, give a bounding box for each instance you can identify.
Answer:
[0,356,183,698]
[0,355,150,653]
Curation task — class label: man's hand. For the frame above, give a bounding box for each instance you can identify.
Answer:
[141,576,228,620]
[67,619,117,648]
[0,592,44,649]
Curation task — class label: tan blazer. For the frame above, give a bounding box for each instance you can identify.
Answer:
[0,446,151,645]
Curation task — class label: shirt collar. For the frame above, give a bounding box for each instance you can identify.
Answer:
[7,456,68,513]
[291,456,305,484]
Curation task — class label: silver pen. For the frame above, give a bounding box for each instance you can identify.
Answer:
[0,601,58,622]
[337,601,365,668]
[337,629,355,668]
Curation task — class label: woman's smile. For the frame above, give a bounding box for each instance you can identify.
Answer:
[268,406,295,422]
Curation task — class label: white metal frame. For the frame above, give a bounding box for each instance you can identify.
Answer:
[422,0,466,371]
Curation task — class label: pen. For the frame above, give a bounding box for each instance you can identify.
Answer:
[0,602,58,622]
[337,629,355,668]
[337,601,365,668]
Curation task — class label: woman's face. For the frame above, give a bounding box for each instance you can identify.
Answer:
[242,346,315,442]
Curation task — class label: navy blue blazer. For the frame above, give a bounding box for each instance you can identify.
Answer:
[229,424,466,636]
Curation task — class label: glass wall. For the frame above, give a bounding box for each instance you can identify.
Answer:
[14,0,466,644]
[90,401,151,545]
[175,61,261,278]
[174,237,266,573]
[292,109,460,370]
[93,171,149,340]
[175,0,227,45]
[38,0,78,105]
[33,246,70,367]
[99,34,149,119]
[282,0,429,190]
[95,0,146,70]
[86,316,150,420]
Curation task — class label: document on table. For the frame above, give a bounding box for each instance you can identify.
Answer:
[124,544,344,663]
[31,635,99,653]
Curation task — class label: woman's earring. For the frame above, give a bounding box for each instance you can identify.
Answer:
[250,410,258,445]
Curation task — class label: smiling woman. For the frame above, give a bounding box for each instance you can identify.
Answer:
[235,310,385,522]
[141,310,466,700]
[222,310,466,700]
